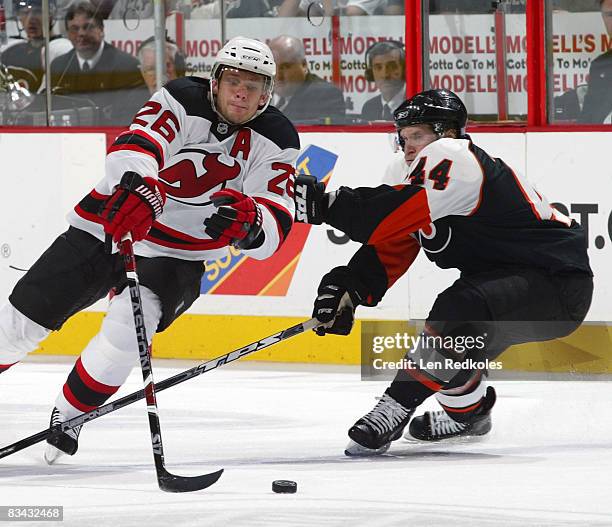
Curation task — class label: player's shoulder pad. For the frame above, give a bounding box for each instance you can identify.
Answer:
[163,76,216,121]
[248,105,300,151]
[418,138,482,183]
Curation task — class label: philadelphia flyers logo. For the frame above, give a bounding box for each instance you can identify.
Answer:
[158,148,241,206]
[416,221,452,254]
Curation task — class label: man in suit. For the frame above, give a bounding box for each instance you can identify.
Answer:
[361,40,405,122]
[50,1,145,125]
[268,34,345,124]
[579,0,612,124]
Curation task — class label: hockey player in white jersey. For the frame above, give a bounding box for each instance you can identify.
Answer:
[0,36,300,462]
[295,89,593,456]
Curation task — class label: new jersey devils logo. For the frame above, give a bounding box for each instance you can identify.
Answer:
[158,148,241,206]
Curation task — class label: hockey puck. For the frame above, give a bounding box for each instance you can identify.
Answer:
[272,480,297,494]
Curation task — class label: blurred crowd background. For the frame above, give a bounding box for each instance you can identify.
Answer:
[0,0,610,127]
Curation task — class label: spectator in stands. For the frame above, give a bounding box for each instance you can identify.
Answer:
[137,36,187,96]
[361,40,405,121]
[579,0,612,123]
[50,1,145,126]
[277,0,399,16]
[269,34,345,124]
[191,0,274,18]
[0,0,71,93]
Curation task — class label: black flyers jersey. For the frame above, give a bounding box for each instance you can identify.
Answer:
[326,136,591,306]
[1,36,72,92]
[68,77,300,261]
[410,138,591,276]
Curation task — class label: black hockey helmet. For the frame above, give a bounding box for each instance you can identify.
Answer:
[393,89,468,138]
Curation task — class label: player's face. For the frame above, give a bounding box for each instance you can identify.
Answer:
[18,7,43,40]
[66,13,104,59]
[399,124,438,165]
[371,50,404,100]
[602,0,612,35]
[213,68,268,124]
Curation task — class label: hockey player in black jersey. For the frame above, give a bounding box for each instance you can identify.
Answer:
[295,89,593,456]
[0,0,71,93]
[0,37,300,463]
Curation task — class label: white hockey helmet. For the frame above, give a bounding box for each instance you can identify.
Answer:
[210,36,276,122]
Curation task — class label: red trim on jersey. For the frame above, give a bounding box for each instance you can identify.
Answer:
[90,189,110,200]
[62,384,97,412]
[440,401,482,414]
[254,196,293,246]
[254,196,291,221]
[148,222,228,250]
[258,202,284,246]
[368,188,431,245]
[374,236,420,290]
[74,204,104,225]
[75,357,118,395]
[107,144,159,163]
[114,129,165,167]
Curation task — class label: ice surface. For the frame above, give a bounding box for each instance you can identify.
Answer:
[1,358,611,527]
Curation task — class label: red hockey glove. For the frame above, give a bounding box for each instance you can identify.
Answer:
[99,171,166,244]
[204,188,264,250]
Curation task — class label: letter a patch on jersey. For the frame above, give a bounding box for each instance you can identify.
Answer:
[201,145,338,296]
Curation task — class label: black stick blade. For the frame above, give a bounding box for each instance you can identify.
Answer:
[158,468,224,493]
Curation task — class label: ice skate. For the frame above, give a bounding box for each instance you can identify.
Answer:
[44,407,81,464]
[406,386,496,442]
[345,393,415,456]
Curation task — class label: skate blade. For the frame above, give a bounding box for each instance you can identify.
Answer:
[344,439,391,457]
[403,430,490,444]
[43,444,64,465]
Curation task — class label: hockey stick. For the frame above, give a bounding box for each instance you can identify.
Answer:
[119,234,223,493]
[0,319,318,461]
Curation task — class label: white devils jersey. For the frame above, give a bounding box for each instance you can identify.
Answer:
[67,77,300,261]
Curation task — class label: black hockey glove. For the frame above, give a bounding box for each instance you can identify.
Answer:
[294,174,327,224]
[312,266,365,336]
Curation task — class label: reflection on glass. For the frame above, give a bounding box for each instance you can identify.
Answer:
[50,1,145,126]
[426,2,527,122]
[269,33,345,124]
[552,0,612,124]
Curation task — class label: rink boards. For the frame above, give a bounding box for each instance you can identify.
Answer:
[0,130,610,371]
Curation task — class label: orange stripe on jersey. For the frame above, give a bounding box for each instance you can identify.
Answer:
[509,167,542,220]
[374,236,420,290]
[467,146,486,216]
[404,364,443,392]
[440,401,482,414]
[368,187,431,245]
